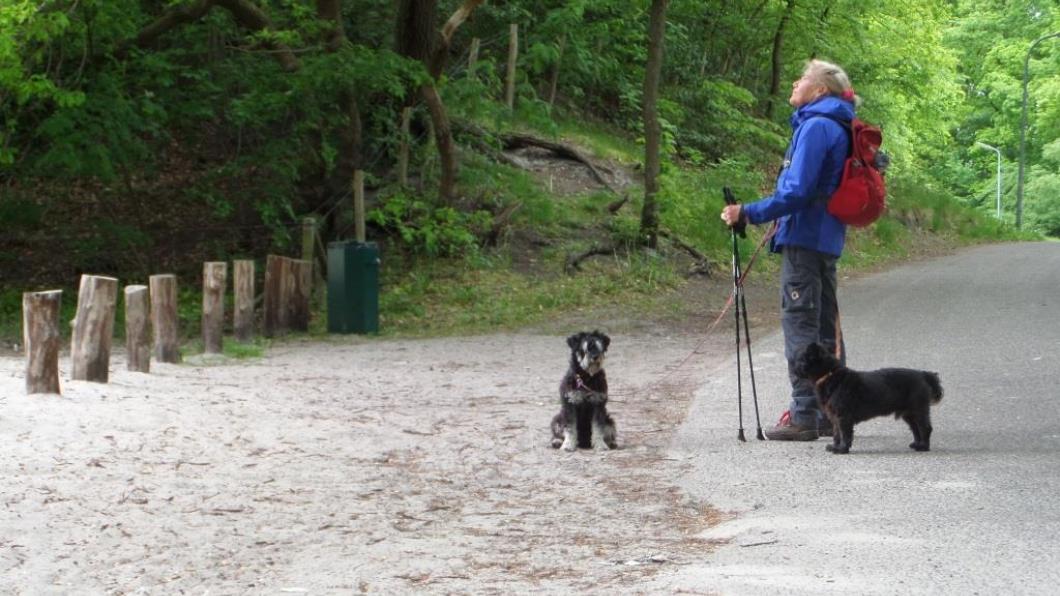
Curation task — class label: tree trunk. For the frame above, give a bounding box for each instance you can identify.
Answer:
[397,0,483,204]
[71,275,119,383]
[202,262,227,353]
[468,37,480,72]
[398,107,412,186]
[506,23,519,109]
[421,84,458,202]
[150,274,181,363]
[640,0,669,250]
[23,290,62,395]
[233,260,255,341]
[124,285,151,373]
[548,35,567,107]
[766,0,797,119]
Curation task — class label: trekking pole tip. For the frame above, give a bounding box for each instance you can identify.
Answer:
[756,429,765,441]
[737,429,747,442]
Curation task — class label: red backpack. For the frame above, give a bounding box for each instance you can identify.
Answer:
[820,116,886,227]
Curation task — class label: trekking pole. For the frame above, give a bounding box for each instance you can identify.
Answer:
[723,187,747,442]
[738,268,765,440]
[723,188,765,441]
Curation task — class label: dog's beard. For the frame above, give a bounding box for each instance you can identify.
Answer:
[579,353,604,375]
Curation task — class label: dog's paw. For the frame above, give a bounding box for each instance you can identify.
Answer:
[550,438,563,449]
[560,439,576,452]
[909,441,930,452]
[826,444,850,454]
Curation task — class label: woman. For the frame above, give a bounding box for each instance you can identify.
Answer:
[720,59,858,441]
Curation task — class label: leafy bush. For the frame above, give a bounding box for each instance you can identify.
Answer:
[369,189,492,257]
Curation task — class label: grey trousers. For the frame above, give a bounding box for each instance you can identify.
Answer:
[780,245,846,427]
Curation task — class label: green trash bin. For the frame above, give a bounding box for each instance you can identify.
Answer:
[327,241,380,334]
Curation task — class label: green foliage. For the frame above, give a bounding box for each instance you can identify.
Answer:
[368,189,492,257]
[1,0,1052,348]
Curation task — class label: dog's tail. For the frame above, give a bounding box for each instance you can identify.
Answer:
[925,372,944,404]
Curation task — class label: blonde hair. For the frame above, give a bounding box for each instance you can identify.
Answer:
[804,59,860,107]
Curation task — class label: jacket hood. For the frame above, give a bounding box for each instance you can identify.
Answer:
[792,96,856,128]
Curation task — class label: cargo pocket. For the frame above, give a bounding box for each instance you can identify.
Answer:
[782,282,816,313]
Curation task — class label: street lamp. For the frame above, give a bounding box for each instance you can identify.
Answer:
[974,141,1002,219]
[1016,31,1060,229]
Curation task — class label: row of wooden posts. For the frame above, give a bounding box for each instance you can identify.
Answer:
[21,254,312,396]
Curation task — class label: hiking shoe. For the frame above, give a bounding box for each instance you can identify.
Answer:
[764,411,819,441]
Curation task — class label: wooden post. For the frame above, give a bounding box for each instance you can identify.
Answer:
[71,274,118,383]
[353,169,365,243]
[263,255,284,337]
[23,290,62,394]
[301,217,316,265]
[150,274,181,363]
[301,216,326,295]
[202,262,227,353]
[264,255,312,337]
[233,259,255,342]
[506,23,519,109]
[124,285,150,373]
[398,107,411,187]
[287,259,312,332]
[468,37,480,72]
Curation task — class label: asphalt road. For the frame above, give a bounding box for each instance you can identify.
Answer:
[665,241,1060,595]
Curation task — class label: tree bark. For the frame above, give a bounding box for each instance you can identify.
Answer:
[150,274,181,363]
[233,260,255,341]
[766,0,797,119]
[640,0,669,250]
[71,275,119,383]
[23,290,63,395]
[124,285,151,373]
[506,23,519,109]
[202,262,227,353]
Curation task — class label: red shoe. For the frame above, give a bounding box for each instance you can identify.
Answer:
[764,410,819,441]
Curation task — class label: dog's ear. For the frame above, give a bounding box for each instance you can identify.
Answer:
[567,333,583,350]
[598,332,610,351]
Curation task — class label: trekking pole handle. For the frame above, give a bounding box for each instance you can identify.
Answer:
[722,187,747,238]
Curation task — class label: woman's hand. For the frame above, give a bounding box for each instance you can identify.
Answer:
[721,204,743,227]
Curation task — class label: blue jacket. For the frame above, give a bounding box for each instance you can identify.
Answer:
[742,96,853,257]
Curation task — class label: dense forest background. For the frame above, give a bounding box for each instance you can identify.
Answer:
[1,0,1057,336]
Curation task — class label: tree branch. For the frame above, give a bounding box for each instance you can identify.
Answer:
[117,0,216,58]
[429,0,485,78]
[118,0,299,72]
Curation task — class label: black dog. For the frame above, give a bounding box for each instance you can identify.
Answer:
[550,331,617,451]
[793,342,943,454]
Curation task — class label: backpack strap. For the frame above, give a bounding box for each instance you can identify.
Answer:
[809,114,853,158]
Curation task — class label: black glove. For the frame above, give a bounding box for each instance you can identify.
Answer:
[722,187,747,238]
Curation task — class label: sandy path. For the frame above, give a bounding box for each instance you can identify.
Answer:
[1,330,737,593]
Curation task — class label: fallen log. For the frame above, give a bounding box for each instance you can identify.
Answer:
[565,244,616,273]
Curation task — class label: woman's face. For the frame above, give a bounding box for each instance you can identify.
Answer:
[789,73,826,108]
